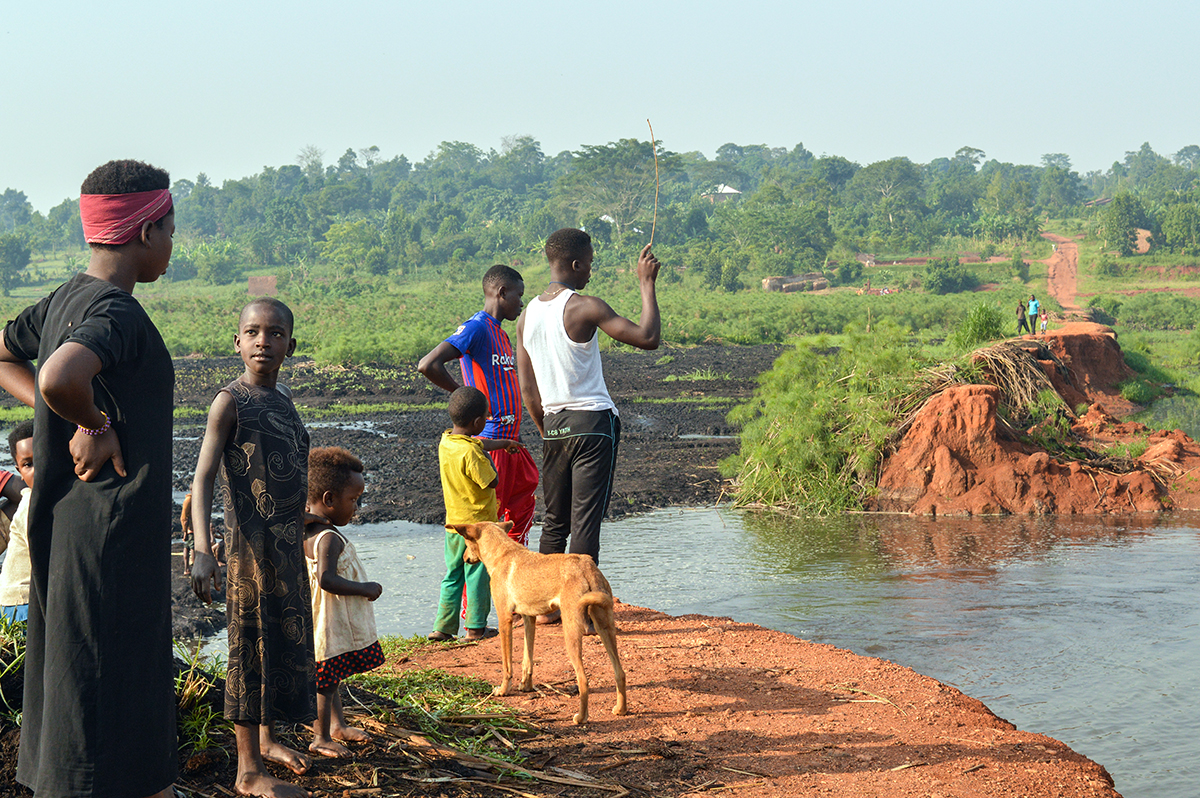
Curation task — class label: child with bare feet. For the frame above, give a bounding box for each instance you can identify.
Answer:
[192,298,316,798]
[304,446,384,758]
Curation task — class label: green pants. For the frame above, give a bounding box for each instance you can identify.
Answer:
[432,531,491,634]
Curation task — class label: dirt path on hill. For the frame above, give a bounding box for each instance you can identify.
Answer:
[1042,233,1081,313]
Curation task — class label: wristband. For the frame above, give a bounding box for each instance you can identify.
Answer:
[78,411,111,437]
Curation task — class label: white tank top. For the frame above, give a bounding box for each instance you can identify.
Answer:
[522,289,616,416]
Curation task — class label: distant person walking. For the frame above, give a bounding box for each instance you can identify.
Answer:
[1027,295,1040,335]
[1017,301,1031,335]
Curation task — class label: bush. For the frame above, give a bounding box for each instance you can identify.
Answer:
[949,301,1006,350]
[923,256,976,295]
[1095,255,1124,277]
[723,322,919,514]
[1119,379,1159,405]
[194,241,242,285]
[1008,252,1029,282]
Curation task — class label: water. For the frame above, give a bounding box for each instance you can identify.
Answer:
[349,508,1199,798]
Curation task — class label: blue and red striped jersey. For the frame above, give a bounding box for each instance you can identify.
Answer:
[444,311,522,440]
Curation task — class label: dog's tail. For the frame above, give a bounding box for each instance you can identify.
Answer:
[579,591,613,610]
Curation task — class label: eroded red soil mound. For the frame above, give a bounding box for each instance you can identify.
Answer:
[872,323,1200,516]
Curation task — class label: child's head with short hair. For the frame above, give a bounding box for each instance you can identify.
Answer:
[235,298,297,382]
[449,386,488,435]
[482,264,522,294]
[482,264,524,321]
[7,420,34,488]
[308,446,366,527]
[240,297,295,335]
[545,228,592,267]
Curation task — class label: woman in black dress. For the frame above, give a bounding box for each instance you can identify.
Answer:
[0,160,176,798]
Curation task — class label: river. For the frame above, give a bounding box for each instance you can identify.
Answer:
[349,507,1199,798]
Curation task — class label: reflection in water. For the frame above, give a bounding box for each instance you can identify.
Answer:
[350,508,1196,798]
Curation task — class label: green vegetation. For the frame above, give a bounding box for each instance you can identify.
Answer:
[722,324,1190,514]
[297,401,432,418]
[1100,438,1150,459]
[722,323,918,515]
[0,614,26,726]
[0,406,33,423]
[923,255,976,294]
[0,137,1193,366]
[949,300,1006,350]
[6,137,1190,365]
[662,367,730,382]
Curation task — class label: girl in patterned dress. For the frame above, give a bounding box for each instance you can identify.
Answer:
[303,446,383,758]
[191,298,315,798]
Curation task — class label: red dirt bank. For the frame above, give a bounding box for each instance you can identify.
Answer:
[874,322,1200,516]
[399,602,1119,797]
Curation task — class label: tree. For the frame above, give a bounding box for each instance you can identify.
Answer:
[954,147,986,168]
[296,145,325,186]
[1099,193,1149,256]
[1161,203,1200,255]
[976,170,1040,241]
[556,139,679,238]
[1174,145,1200,171]
[0,189,32,232]
[1041,153,1072,170]
[923,255,974,294]
[317,219,385,273]
[0,233,30,294]
[812,156,858,191]
[1037,166,1084,214]
[193,241,241,284]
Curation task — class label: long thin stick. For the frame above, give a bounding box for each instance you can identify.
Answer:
[647,118,659,247]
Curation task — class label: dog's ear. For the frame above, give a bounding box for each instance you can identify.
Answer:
[447,523,473,538]
[498,520,514,534]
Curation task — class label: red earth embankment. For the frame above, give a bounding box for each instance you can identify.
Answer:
[872,322,1200,515]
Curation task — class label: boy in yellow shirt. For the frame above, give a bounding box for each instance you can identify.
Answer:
[429,387,521,641]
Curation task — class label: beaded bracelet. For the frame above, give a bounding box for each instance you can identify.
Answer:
[78,410,111,437]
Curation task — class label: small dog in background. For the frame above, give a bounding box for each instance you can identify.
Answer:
[449,520,627,725]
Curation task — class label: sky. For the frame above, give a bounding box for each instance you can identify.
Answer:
[2,0,1198,212]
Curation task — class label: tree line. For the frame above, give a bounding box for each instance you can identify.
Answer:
[1,139,1198,295]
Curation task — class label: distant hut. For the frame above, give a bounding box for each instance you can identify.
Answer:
[701,184,742,204]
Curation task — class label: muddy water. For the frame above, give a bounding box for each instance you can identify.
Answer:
[352,508,1198,798]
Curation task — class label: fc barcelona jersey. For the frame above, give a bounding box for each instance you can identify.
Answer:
[444,311,522,440]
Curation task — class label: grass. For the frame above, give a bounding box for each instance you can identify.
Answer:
[297,401,434,418]
[348,635,536,762]
[662,367,731,382]
[0,406,33,423]
[0,614,26,726]
[630,395,735,408]
[1099,438,1150,459]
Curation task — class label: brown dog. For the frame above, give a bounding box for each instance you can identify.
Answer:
[449,520,627,725]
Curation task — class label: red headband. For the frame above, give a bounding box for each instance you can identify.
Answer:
[79,189,173,245]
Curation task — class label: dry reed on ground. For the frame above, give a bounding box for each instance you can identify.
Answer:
[890,340,1073,440]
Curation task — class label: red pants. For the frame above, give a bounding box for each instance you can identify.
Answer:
[488,445,539,546]
[461,445,539,618]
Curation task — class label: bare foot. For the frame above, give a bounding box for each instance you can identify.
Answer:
[235,771,310,798]
[331,724,371,743]
[308,739,351,758]
[260,739,310,775]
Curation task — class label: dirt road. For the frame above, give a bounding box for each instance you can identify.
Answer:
[1042,233,1080,313]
